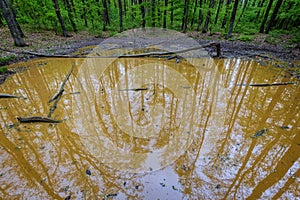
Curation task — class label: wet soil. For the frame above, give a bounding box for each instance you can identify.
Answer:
[1,29,300,84]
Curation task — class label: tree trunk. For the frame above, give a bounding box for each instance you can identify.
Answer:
[214,0,224,24]
[190,0,198,28]
[102,0,110,31]
[202,0,215,33]
[170,0,174,25]
[226,0,239,39]
[182,0,189,33]
[163,0,168,28]
[139,0,145,28]
[0,0,26,46]
[118,0,123,32]
[151,0,155,27]
[259,0,273,33]
[64,0,77,32]
[265,0,283,33]
[221,0,231,28]
[52,0,68,37]
[196,0,203,31]
[234,0,248,31]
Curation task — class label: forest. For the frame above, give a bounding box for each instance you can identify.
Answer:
[0,0,299,47]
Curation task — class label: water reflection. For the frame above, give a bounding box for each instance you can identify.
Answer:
[0,57,299,199]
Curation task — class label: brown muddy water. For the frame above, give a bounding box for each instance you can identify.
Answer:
[0,57,299,199]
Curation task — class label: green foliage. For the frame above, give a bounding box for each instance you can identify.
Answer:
[237,35,254,42]
[265,36,277,45]
[1,0,298,44]
[0,66,8,73]
[0,55,16,64]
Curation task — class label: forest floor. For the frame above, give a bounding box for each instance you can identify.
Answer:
[1,28,300,65]
[1,28,299,69]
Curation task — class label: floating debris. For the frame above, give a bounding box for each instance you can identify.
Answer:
[0,93,27,99]
[17,116,62,123]
[251,128,268,138]
[85,169,91,175]
[172,185,178,191]
[280,126,290,130]
[160,183,166,187]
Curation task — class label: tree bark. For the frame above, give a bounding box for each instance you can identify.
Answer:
[265,0,283,33]
[52,0,69,37]
[221,0,231,28]
[202,0,215,33]
[0,0,26,46]
[163,0,168,28]
[214,0,224,24]
[139,0,145,28]
[226,0,239,39]
[259,0,273,33]
[118,0,123,32]
[196,0,203,31]
[151,0,155,27]
[182,0,189,33]
[102,0,110,31]
[64,0,77,32]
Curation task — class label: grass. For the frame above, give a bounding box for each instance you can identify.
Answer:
[0,66,8,73]
[0,55,17,64]
[237,35,254,42]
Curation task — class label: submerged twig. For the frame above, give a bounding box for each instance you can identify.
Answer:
[119,88,149,91]
[48,64,75,118]
[239,82,297,87]
[17,116,62,123]
[0,93,27,99]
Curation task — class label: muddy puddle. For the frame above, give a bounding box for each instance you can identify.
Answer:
[0,56,299,199]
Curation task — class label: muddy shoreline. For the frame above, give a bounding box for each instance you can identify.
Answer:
[1,35,300,85]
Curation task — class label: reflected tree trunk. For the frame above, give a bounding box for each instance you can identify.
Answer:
[0,0,26,46]
[52,0,69,37]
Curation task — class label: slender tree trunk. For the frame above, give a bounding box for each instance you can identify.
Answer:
[265,0,283,33]
[151,0,155,27]
[259,0,273,33]
[0,0,26,46]
[226,0,239,39]
[123,0,126,15]
[118,0,123,32]
[52,0,68,37]
[64,0,77,32]
[102,0,110,31]
[196,0,203,31]
[139,0,145,28]
[163,0,168,28]
[202,0,215,33]
[234,0,249,31]
[81,0,88,27]
[190,0,198,28]
[182,0,189,32]
[214,0,224,24]
[221,0,231,28]
[0,13,3,27]
[170,0,174,26]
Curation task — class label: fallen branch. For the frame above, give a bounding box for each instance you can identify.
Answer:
[239,82,297,87]
[0,93,27,99]
[0,47,76,58]
[119,42,221,58]
[48,64,75,118]
[17,116,62,123]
